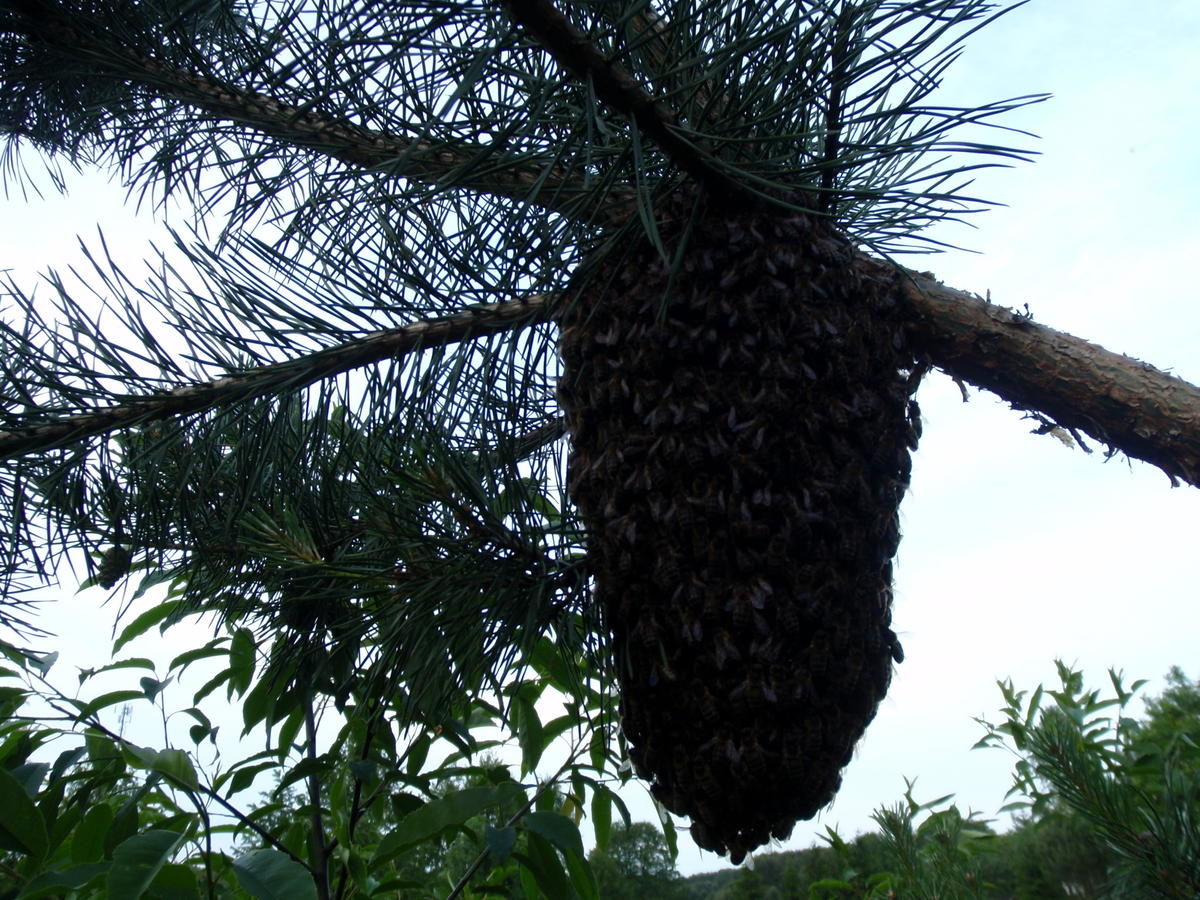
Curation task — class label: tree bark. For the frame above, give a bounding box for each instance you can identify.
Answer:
[877,262,1200,487]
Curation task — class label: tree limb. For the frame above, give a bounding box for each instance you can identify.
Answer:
[875,260,1200,487]
[6,4,1198,489]
[4,1,612,221]
[0,296,551,459]
[502,0,748,203]
[6,260,1199,489]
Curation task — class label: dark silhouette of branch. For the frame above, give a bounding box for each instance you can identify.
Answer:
[5,2,1197,491]
[0,296,551,459]
[303,694,332,900]
[4,1,608,221]
[6,263,1198,489]
[502,0,748,203]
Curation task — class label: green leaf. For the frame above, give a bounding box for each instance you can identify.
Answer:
[84,731,125,771]
[123,748,198,791]
[349,759,379,785]
[222,759,280,796]
[15,862,109,899]
[106,830,183,899]
[373,783,525,864]
[277,756,333,794]
[485,824,517,861]
[113,601,183,653]
[11,761,48,795]
[179,707,213,745]
[140,676,168,701]
[515,695,545,777]
[80,658,156,683]
[522,811,585,859]
[228,628,256,697]
[275,706,304,757]
[191,668,231,704]
[0,767,48,861]
[75,690,145,720]
[150,862,201,899]
[168,641,228,673]
[659,812,678,861]
[231,849,317,900]
[389,792,425,821]
[404,730,432,776]
[72,803,114,863]
[106,796,143,855]
[188,723,211,745]
[516,832,574,899]
[240,669,295,734]
[562,845,599,900]
[590,790,612,851]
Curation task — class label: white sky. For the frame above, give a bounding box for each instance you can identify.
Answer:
[2,0,1199,881]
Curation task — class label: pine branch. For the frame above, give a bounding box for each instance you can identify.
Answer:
[5,254,1197,490]
[5,6,1194,486]
[4,0,612,221]
[0,295,550,459]
[502,0,748,203]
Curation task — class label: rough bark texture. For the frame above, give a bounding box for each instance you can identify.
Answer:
[874,260,1200,487]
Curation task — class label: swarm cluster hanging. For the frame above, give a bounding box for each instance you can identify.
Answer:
[556,191,921,863]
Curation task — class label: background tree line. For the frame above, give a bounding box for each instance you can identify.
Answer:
[597,666,1200,899]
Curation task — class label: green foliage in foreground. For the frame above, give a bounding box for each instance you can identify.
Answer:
[3,621,1200,900]
[0,603,641,900]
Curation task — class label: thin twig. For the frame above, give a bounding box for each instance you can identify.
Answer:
[503,0,748,203]
[446,734,589,900]
[303,694,332,900]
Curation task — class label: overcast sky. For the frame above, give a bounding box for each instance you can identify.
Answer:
[3,0,1199,880]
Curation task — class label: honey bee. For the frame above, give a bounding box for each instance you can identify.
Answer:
[694,762,721,800]
[771,821,795,842]
[780,741,806,784]
[712,629,742,669]
[723,736,742,765]
[681,616,704,645]
[605,514,637,546]
[726,593,752,630]
[693,687,719,725]
[689,819,719,853]
[628,617,658,651]
[655,551,681,586]
[778,598,803,637]
[764,534,791,573]
[808,643,832,681]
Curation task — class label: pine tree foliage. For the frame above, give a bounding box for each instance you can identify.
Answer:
[977,662,1200,897]
[1,0,1198,866]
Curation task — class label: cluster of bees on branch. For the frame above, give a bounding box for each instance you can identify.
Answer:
[557,192,921,863]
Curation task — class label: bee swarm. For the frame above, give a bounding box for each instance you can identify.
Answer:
[556,192,920,864]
